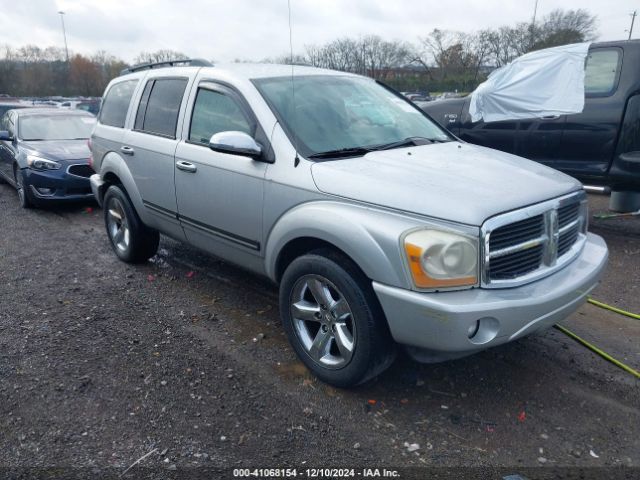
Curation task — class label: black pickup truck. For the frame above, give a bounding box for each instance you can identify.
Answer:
[422,40,640,192]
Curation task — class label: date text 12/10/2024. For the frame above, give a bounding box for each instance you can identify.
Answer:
[232,468,401,478]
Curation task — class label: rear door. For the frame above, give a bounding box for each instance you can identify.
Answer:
[121,74,193,240]
[554,47,624,179]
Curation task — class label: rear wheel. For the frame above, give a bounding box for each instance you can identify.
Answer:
[103,185,159,263]
[279,249,395,387]
[14,166,33,209]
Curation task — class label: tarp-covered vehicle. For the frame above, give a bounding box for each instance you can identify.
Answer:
[423,40,640,193]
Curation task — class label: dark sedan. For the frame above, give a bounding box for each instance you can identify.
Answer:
[0,108,96,208]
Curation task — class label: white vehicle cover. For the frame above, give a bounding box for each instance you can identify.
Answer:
[469,42,591,123]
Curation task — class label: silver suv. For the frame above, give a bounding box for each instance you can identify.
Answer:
[90,59,608,387]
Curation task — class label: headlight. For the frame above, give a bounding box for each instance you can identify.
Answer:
[403,229,479,289]
[27,155,61,170]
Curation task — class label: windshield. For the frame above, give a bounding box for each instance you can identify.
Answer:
[19,115,96,141]
[254,75,451,158]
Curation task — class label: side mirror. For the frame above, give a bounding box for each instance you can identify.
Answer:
[0,130,12,141]
[209,131,262,159]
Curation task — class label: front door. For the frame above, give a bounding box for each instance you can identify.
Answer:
[555,47,624,179]
[519,115,566,166]
[174,82,266,258]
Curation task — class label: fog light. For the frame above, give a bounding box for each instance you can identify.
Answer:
[467,320,480,338]
[467,321,480,339]
[35,187,54,195]
[467,317,500,345]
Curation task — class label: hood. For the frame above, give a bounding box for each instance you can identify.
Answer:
[22,140,90,162]
[310,142,582,226]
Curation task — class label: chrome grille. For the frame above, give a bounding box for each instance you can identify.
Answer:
[558,202,581,257]
[482,191,587,288]
[489,215,544,251]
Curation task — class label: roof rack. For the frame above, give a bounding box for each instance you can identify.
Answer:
[120,58,213,75]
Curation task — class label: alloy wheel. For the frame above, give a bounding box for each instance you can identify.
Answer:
[106,197,130,252]
[290,274,356,369]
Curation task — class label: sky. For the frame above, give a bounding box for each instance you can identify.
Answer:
[0,0,637,63]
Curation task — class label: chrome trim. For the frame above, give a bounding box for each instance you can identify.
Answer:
[583,185,610,194]
[489,236,545,259]
[559,218,579,234]
[543,208,559,266]
[481,190,587,289]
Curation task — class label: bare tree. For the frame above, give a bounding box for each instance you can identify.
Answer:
[532,9,598,50]
[134,49,188,65]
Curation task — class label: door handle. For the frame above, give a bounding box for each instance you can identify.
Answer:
[120,146,135,155]
[176,160,197,173]
[541,115,560,120]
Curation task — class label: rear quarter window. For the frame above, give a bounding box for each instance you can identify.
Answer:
[585,49,621,97]
[99,80,138,128]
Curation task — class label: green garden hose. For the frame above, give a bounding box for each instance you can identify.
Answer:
[553,297,640,379]
[588,298,640,320]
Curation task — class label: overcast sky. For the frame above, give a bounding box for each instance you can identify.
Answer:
[0,0,637,63]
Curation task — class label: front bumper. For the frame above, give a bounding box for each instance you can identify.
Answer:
[23,165,94,203]
[373,232,608,361]
[89,173,106,207]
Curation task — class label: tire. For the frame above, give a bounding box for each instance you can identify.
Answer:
[103,185,159,263]
[14,165,33,209]
[279,249,396,388]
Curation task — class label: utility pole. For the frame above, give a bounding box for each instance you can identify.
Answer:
[629,11,637,40]
[58,11,69,62]
[529,0,539,48]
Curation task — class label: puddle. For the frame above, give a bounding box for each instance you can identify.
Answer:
[276,361,311,381]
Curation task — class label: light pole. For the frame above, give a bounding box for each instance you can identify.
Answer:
[529,0,539,49]
[58,11,69,62]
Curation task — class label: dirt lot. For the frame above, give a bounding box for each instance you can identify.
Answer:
[0,185,638,480]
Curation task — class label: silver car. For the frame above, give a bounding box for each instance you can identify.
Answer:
[89,60,608,387]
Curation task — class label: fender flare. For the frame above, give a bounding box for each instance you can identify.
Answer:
[264,201,415,289]
[99,152,150,224]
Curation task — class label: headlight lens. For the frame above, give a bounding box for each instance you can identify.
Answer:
[403,229,478,289]
[27,155,61,170]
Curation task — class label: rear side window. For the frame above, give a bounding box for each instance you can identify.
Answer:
[99,80,138,128]
[585,49,621,96]
[189,88,252,144]
[135,78,188,138]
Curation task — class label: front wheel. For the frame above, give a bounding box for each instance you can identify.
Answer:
[279,250,395,388]
[14,166,33,209]
[103,185,159,263]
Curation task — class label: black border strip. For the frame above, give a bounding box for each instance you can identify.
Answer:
[143,200,260,251]
[143,200,177,219]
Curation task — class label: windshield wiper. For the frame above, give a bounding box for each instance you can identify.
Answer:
[374,136,450,151]
[307,136,452,159]
[307,146,374,159]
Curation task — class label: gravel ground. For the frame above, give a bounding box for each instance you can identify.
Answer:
[0,184,638,480]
